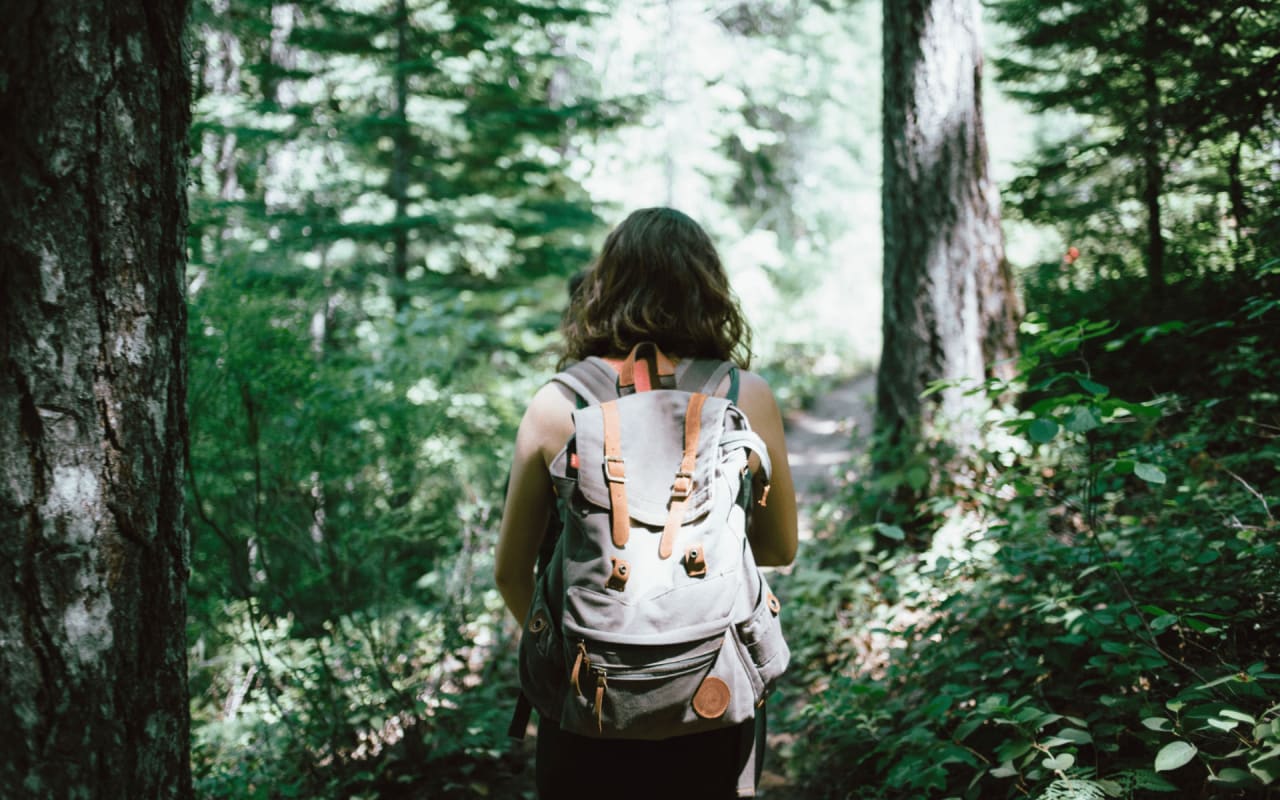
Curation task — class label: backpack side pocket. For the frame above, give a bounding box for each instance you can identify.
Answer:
[518,584,568,722]
[732,575,790,703]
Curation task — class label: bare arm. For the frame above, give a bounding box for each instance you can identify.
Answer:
[734,370,799,567]
[494,382,575,624]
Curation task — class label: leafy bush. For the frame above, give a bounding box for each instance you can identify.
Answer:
[783,268,1280,799]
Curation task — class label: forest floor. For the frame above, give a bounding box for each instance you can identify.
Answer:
[493,372,877,799]
[757,371,875,798]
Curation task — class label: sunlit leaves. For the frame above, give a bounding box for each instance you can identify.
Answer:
[1153,741,1197,772]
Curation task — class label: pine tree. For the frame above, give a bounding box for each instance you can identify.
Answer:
[184,0,622,789]
[992,0,1280,289]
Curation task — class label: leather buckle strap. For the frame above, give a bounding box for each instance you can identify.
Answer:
[600,401,630,548]
[659,393,707,559]
[618,341,676,393]
[670,470,694,500]
[603,455,627,483]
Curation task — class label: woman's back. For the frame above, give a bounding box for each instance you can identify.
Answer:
[495,208,797,799]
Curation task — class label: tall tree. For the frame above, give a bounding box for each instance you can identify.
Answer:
[0,1,193,796]
[877,0,1020,483]
[993,0,1280,289]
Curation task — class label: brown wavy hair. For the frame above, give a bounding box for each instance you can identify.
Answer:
[561,208,752,368]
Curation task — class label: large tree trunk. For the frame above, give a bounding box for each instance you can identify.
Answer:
[0,1,193,797]
[877,0,1019,463]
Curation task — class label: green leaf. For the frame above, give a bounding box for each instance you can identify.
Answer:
[874,522,906,541]
[1075,376,1110,396]
[1250,751,1280,784]
[1209,768,1255,786]
[1219,709,1256,724]
[954,718,982,742]
[1154,741,1197,772]
[989,761,1019,779]
[1149,614,1178,632]
[1134,770,1179,791]
[1064,405,1101,433]
[1029,418,1060,444]
[1134,463,1166,484]
[1043,753,1076,771]
[1058,727,1093,744]
[996,738,1033,762]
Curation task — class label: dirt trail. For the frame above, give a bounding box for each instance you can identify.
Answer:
[755,372,876,798]
[783,372,876,540]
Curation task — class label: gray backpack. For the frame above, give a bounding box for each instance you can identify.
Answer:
[515,342,789,795]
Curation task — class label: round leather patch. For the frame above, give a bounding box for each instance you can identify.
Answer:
[692,676,731,720]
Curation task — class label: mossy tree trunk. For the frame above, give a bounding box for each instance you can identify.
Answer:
[876,0,1020,525]
[0,1,193,796]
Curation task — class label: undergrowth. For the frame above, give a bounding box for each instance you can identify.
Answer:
[780,265,1280,799]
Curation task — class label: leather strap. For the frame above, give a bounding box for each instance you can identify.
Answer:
[600,400,629,548]
[618,342,675,393]
[594,674,607,733]
[571,642,590,698]
[659,392,707,559]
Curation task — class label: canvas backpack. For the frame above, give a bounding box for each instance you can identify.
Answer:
[511,342,789,796]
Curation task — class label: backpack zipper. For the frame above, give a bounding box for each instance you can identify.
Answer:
[594,670,607,733]
[577,640,718,682]
[585,647,717,733]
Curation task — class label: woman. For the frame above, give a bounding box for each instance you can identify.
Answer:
[495,207,798,798]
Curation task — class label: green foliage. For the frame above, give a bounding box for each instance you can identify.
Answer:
[185,0,608,794]
[991,0,1280,287]
[782,268,1280,798]
[184,0,884,794]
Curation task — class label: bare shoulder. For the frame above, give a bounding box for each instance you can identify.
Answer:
[732,369,783,422]
[520,380,577,465]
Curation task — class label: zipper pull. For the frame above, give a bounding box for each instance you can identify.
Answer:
[571,642,590,697]
[594,671,607,734]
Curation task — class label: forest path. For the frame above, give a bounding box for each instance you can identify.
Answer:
[783,372,876,541]
[757,371,876,798]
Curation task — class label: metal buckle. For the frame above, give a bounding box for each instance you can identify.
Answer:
[604,456,627,483]
[671,471,694,500]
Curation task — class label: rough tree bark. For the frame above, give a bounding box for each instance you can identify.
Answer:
[0,1,193,797]
[877,0,1020,464]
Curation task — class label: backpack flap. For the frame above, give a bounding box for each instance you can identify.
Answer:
[571,391,734,530]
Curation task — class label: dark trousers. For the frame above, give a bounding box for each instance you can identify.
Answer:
[534,711,765,800]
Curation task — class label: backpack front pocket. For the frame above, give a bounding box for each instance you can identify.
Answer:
[732,576,790,702]
[560,632,757,739]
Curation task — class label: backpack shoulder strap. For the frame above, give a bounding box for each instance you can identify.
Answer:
[551,357,619,406]
[677,358,739,402]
